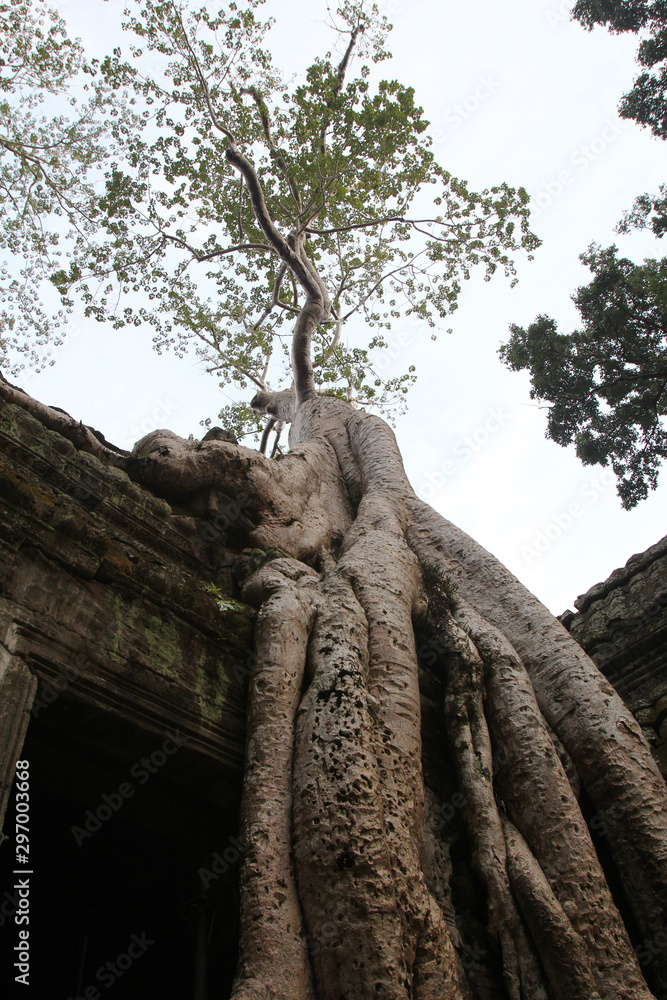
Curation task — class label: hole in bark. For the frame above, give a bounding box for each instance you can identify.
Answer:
[335,851,356,870]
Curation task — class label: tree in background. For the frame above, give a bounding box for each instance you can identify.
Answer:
[572,0,667,138]
[501,0,667,508]
[570,2,667,237]
[500,245,667,509]
[4,2,667,998]
[618,182,667,239]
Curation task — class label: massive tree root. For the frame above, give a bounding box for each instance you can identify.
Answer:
[128,394,667,1000]
[5,379,667,998]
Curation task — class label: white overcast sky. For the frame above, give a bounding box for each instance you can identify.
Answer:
[15,0,667,614]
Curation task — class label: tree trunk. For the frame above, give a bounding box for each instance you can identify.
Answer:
[4,375,667,999]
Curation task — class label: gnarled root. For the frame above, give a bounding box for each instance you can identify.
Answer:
[292,572,410,997]
[440,609,548,1000]
[114,395,666,1000]
[408,500,667,998]
[230,558,319,1000]
[501,818,603,1000]
[441,594,654,999]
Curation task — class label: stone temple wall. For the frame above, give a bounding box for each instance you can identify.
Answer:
[0,394,259,993]
[0,397,253,826]
[561,536,667,777]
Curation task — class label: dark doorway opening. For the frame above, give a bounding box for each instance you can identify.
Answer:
[1,693,242,999]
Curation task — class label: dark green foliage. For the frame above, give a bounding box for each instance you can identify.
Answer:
[572,0,667,138]
[419,558,459,614]
[343,481,363,513]
[500,245,667,509]
[510,1,667,508]
[618,182,667,238]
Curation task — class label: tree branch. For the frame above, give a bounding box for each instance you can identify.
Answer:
[159,227,273,261]
[252,263,297,331]
[313,314,342,369]
[240,85,303,211]
[170,1,235,142]
[340,252,430,322]
[225,147,321,299]
[305,214,404,236]
[319,25,362,159]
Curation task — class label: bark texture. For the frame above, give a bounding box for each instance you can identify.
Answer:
[133,392,667,1000]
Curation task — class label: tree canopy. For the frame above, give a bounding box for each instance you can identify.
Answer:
[500,245,667,509]
[26,0,540,437]
[0,0,114,372]
[618,181,667,239]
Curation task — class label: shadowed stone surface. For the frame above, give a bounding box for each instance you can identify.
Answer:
[0,399,254,829]
[561,536,667,777]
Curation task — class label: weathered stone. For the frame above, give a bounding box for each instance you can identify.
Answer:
[0,399,254,830]
[0,645,37,830]
[561,535,667,777]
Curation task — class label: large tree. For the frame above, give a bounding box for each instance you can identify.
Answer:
[500,0,667,510]
[5,2,667,998]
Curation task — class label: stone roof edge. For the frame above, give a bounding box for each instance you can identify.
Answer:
[561,534,667,623]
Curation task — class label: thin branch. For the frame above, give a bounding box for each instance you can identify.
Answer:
[319,25,362,159]
[0,137,98,231]
[240,85,303,211]
[170,0,235,142]
[340,252,430,322]
[252,262,288,330]
[237,174,245,241]
[290,273,299,310]
[158,227,273,260]
[204,358,268,391]
[304,215,480,238]
[305,214,403,236]
[313,315,342,369]
[225,146,325,304]
[333,27,361,97]
[240,367,269,391]
[276,299,300,316]
[261,349,272,386]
